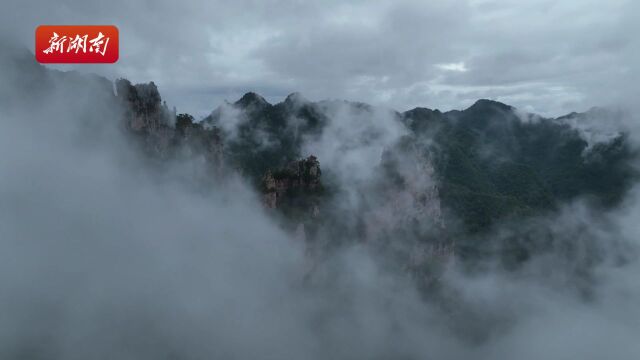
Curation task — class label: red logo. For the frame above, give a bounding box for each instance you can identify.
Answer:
[35,25,119,63]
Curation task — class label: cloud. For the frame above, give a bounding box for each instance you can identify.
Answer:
[437,62,469,72]
[2,2,640,358]
[0,49,431,359]
[3,0,636,116]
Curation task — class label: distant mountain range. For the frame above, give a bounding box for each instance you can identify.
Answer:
[3,48,637,270]
[201,90,636,230]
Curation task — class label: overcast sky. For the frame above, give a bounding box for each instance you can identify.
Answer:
[2,0,638,117]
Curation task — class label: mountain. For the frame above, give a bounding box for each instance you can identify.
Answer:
[203,92,636,231]
[3,50,636,270]
[199,91,637,266]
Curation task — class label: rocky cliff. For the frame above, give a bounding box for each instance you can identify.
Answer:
[262,155,322,213]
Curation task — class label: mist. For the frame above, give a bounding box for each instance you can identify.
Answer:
[2,24,640,360]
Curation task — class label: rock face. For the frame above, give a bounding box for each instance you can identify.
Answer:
[182,123,225,174]
[362,137,446,236]
[363,140,453,267]
[115,80,224,173]
[115,79,176,159]
[408,241,455,267]
[262,172,278,209]
[116,79,173,133]
[382,144,444,229]
[261,156,323,244]
[262,155,322,214]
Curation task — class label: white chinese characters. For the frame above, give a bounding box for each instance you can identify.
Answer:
[43,32,110,55]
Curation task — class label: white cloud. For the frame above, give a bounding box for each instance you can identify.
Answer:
[1,0,637,117]
[436,62,468,72]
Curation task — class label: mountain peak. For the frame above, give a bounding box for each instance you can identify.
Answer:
[557,106,624,122]
[284,92,308,105]
[404,107,437,117]
[234,92,270,108]
[467,99,512,112]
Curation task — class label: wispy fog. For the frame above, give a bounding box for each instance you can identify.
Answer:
[2,34,640,360]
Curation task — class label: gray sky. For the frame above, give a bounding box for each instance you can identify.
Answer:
[3,0,638,117]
